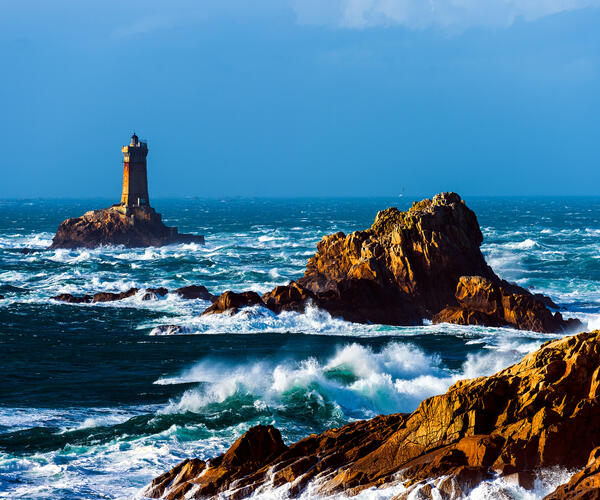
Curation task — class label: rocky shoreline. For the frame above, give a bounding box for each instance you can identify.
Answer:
[145,328,600,499]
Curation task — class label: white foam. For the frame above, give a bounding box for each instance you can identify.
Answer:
[158,338,542,418]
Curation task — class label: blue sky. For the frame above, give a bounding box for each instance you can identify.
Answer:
[0,0,598,198]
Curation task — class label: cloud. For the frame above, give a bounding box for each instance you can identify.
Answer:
[290,0,600,30]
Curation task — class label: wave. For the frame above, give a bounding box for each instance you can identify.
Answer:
[157,339,542,423]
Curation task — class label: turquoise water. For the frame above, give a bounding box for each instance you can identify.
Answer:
[0,197,598,499]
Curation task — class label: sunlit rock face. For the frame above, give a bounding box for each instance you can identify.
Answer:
[145,329,600,499]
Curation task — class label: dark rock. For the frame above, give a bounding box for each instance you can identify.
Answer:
[19,248,42,254]
[174,285,217,302]
[201,291,264,315]
[50,205,204,249]
[142,287,169,301]
[147,329,600,499]
[53,288,139,303]
[0,294,4,300]
[52,293,93,304]
[545,447,600,499]
[533,292,561,310]
[92,288,139,302]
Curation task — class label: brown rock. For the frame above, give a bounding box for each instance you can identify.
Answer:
[92,288,139,302]
[262,281,317,313]
[50,205,204,249]
[201,291,264,315]
[52,293,93,304]
[147,329,600,499]
[142,287,169,300]
[52,288,140,303]
[197,193,578,332]
[298,193,493,321]
[433,276,582,333]
[174,285,217,302]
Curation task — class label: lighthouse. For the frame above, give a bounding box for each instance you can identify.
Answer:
[121,133,149,209]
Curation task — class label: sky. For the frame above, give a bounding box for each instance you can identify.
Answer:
[0,0,599,198]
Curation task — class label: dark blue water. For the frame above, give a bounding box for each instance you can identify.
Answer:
[0,197,598,499]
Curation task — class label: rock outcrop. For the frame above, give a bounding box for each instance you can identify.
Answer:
[52,284,216,304]
[146,329,600,499]
[433,276,581,333]
[201,193,580,333]
[202,291,264,316]
[50,205,204,249]
[174,285,217,302]
[52,288,139,304]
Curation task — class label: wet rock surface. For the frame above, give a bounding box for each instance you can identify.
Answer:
[50,206,204,249]
[52,284,215,304]
[174,285,217,302]
[545,447,600,499]
[146,329,600,499]
[201,291,264,316]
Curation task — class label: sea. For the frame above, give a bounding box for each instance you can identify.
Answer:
[1,196,599,500]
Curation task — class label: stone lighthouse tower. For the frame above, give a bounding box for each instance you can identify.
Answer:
[121,133,149,209]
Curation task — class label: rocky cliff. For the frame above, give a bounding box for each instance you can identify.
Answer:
[145,329,600,499]
[50,205,204,249]
[203,193,580,333]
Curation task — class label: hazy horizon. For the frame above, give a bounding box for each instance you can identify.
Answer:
[1,1,599,198]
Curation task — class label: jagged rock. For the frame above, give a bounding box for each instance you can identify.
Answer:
[142,287,169,301]
[297,193,494,318]
[262,282,317,313]
[201,291,264,315]
[174,285,217,302]
[196,193,579,332]
[50,205,204,249]
[145,458,207,499]
[545,447,600,499]
[146,329,600,499]
[433,276,581,333]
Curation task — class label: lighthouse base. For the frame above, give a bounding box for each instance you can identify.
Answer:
[50,205,204,249]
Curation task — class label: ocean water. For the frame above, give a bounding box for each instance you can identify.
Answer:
[1,196,599,499]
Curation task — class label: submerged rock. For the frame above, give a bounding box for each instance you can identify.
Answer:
[50,205,204,249]
[201,193,580,333]
[146,329,600,499]
[52,284,217,306]
[142,287,169,301]
[150,324,190,335]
